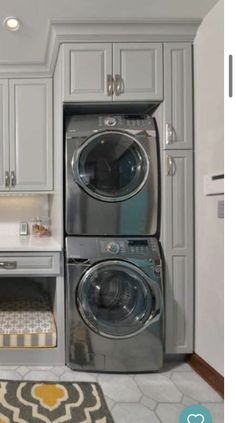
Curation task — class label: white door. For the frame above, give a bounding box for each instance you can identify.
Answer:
[0,80,9,191]
[9,79,53,191]
[63,43,112,102]
[113,43,163,101]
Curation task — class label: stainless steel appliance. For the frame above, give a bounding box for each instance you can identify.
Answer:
[66,237,163,372]
[65,114,159,236]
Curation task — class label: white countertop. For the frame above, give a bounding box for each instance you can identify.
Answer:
[0,235,62,252]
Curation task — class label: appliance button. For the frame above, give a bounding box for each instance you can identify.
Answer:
[106,242,120,254]
[104,117,117,127]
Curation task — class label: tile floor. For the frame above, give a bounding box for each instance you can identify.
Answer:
[0,361,223,423]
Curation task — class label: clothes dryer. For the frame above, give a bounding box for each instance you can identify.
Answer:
[65,114,159,236]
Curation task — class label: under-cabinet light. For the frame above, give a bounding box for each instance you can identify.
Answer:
[3,16,20,31]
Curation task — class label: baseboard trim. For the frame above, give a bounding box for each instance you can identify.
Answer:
[188,353,224,398]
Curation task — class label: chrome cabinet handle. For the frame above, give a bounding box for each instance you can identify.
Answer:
[106,74,114,96]
[5,171,10,188]
[166,123,175,145]
[10,171,16,187]
[167,155,176,176]
[114,74,123,96]
[0,261,17,270]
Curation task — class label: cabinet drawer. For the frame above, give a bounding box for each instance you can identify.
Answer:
[0,253,60,275]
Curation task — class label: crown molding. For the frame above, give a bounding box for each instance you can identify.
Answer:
[0,17,201,78]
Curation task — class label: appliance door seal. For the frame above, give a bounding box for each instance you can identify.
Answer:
[71,130,150,202]
[76,259,162,339]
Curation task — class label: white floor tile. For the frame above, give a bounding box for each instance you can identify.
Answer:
[156,403,185,423]
[135,374,182,403]
[141,395,157,410]
[172,372,223,403]
[16,366,30,376]
[112,403,161,423]
[0,370,22,380]
[24,370,59,381]
[60,371,97,382]
[98,374,142,403]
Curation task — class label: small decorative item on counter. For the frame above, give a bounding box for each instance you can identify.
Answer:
[30,217,51,237]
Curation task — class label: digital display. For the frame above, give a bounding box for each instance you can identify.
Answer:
[128,240,148,246]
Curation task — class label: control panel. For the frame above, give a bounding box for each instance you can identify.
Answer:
[98,115,154,130]
[99,239,158,257]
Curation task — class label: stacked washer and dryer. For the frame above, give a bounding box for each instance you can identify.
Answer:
[65,114,164,372]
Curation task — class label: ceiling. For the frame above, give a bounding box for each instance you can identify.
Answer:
[0,0,219,65]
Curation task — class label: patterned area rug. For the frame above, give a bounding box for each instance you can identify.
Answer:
[0,381,114,423]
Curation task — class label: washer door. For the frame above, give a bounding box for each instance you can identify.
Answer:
[72,131,149,202]
[77,260,160,339]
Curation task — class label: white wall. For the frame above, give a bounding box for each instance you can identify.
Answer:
[0,195,49,235]
[194,0,224,375]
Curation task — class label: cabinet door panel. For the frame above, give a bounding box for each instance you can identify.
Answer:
[63,43,112,102]
[162,150,193,353]
[113,43,163,101]
[0,80,9,191]
[9,79,53,191]
[164,43,193,149]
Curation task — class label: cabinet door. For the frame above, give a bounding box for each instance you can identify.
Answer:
[162,150,193,353]
[9,79,53,191]
[113,43,163,101]
[163,43,193,149]
[0,80,9,191]
[63,43,112,102]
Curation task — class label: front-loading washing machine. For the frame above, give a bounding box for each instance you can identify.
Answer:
[65,114,159,236]
[66,236,163,372]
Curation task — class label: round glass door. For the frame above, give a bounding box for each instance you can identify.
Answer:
[72,131,149,202]
[77,260,154,338]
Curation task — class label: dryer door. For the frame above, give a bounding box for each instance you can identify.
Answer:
[76,260,161,339]
[72,131,149,202]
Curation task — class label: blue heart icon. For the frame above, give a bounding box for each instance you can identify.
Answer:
[179,405,212,423]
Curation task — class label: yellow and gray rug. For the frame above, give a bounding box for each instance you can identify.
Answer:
[0,380,114,423]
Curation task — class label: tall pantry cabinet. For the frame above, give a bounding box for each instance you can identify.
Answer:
[161,43,194,353]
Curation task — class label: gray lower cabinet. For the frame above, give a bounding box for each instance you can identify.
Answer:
[0,78,53,193]
[62,42,163,102]
[162,150,194,353]
[0,80,9,191]
[163,43,193,149]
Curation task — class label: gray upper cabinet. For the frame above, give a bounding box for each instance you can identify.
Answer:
[113,43,163,101]
[163,43,193,149]
[62,42,163,102]
[162,150,193,353]
[8,79,53,192]
[0,79,53,192]
[0,80,9,192]
[63,43,112,102]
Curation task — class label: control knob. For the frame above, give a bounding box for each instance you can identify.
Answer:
[106,242,120,254]
[104,117,117,127]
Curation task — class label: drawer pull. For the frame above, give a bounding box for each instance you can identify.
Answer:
[0,261,17,270]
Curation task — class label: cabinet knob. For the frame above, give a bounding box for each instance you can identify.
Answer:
[165,123,175,145]
[5,171,10,188]
[106,74,114,97]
